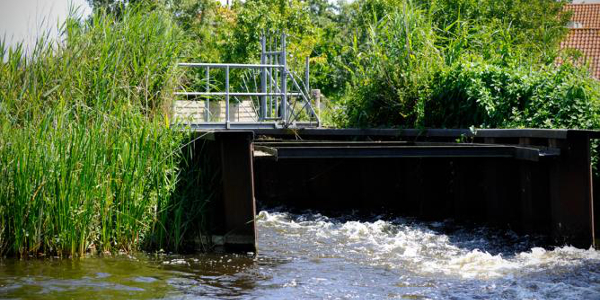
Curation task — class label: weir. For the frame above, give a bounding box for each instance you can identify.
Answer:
[185,128,600,253]
[173,34,599,253]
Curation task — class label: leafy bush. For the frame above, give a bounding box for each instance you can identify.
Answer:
[332,0,600,131]
[423,61,600,129]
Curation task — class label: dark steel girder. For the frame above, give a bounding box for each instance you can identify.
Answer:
[254,143,560,162]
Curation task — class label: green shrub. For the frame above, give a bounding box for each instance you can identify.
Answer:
[332,0,600,132]
[423,61,600,129]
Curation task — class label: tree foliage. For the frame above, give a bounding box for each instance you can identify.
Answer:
[330,0,599,130]
[82,0,600,131]
[424,61,600,129]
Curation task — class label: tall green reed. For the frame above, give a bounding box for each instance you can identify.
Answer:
[0,4,200,257]
[338,0,441,127]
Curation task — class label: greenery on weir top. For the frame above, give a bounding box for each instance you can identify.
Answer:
[1,0,600,256]
[157,0,599,130]
[334,0,599,129]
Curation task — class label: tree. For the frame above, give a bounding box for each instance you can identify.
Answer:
[86,0,158,15]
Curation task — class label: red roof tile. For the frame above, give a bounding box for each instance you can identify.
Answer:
[564,4,600,28]
[561,4,600,79]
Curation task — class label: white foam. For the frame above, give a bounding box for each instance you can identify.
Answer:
[257,211,600,280]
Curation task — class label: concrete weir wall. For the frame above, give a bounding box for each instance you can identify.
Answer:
[191,129,599,252]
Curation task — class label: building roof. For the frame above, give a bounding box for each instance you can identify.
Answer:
[565,4,600,28]
[561,4,600,79]
[560,29,600,78]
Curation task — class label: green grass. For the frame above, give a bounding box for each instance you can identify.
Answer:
[0,5,204,257]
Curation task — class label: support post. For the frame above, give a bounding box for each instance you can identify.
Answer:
[519,138,534,233]
[260,35,267,121]
[305,56,310,95]
[225,66,230,129]
[548,135,595,248]
[205,67,210,122]
[280,33,287,125]
[312,89,321,115]
[217,131,257,253]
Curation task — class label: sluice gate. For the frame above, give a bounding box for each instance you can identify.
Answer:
[185,129,599,253]
[173,34,599,254]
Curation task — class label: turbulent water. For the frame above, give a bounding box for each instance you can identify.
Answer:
[1,210,600,299]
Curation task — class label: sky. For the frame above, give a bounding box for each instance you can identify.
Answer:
[0,0,91,53]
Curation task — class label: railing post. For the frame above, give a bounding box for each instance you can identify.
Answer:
[260,35,267,121]
[268,50,273,118]
[205,67,210,122]
[281,33,287,125]
[305,56,310,95]
[226,66,230,129]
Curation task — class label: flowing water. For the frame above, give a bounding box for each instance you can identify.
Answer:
[2,210,600,299]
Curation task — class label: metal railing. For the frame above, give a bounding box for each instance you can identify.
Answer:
[175,33,320,130]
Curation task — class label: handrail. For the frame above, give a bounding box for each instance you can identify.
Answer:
[233,96,259,123]
[174,33,319,129]
[178,63,284,69]
[175,92,301,97]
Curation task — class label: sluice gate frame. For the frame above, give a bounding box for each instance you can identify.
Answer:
[174,33,320,130]
[184,129,600,253]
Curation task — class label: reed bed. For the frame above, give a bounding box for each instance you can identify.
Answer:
[0,5,201,257]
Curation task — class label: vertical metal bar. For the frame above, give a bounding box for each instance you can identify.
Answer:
[304,56,313,121]
[281,33,287,125]
[268,35,272,118]
[274,34,279,118]
[268,54,272,118]
[205,67,210,122]
[305,56,310,95]
[226,66,230,129]
[274,54,279,117]
[260,35,267,121]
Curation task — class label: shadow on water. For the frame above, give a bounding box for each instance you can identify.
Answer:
[0,252,286,300]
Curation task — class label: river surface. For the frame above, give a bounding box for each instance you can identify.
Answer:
[2,210,600,299]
